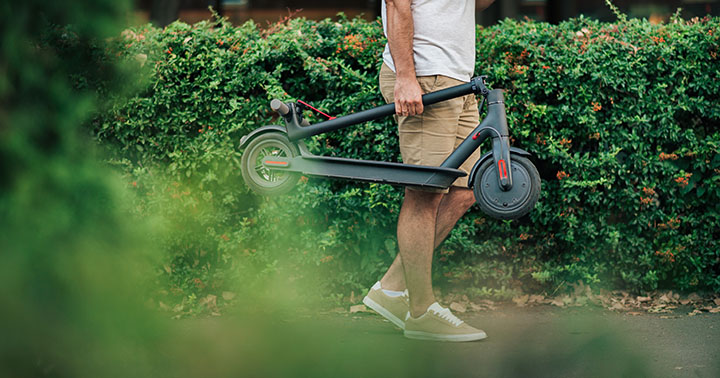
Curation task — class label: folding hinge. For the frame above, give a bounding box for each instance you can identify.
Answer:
[471,75,490,96]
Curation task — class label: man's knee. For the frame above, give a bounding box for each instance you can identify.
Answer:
[404,187,444,209]
[450,187,476,208]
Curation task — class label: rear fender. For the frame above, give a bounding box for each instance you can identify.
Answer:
[239,125,287,149]
[468,147,532,188]
[239,125,311,156]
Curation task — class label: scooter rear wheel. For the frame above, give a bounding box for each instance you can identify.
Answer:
[473,154,540,220]
[240,132,299,196]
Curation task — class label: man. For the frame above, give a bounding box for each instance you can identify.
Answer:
[363,0,496,341]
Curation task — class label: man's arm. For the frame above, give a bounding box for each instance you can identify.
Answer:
[385,0,423,116]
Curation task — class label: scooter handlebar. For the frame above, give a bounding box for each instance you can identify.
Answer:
[270,99,290,116]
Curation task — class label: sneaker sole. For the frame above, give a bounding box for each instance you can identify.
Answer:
[403,330,487,342]
[362,296,405,330]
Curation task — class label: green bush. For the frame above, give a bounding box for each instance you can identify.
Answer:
[89,12,720,307]
[1,0,170,376]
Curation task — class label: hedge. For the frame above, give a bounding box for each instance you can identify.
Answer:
[86,12,720,309]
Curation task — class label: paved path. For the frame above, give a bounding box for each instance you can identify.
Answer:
[182,305,719,378]
[307,305,720,378]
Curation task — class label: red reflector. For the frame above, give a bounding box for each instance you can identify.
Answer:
[498,160,508,179]
[265,160,289,166]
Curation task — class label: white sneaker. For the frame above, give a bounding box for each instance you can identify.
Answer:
[404,302,487,342]
[362,282,409,330]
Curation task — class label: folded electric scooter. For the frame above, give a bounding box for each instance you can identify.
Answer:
[239,76,540,219]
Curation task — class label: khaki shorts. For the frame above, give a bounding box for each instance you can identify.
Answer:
[379,63,482,192]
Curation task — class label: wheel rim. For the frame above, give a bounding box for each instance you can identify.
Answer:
[478,160,533,215]
[245,139,293,189]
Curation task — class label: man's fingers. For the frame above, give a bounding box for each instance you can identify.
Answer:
[396,102,423,116]
[414,101,424,115]
[405,102,413,116]
[396,97,423,116]
[397,100,410,116]
[406,101,422,116]
[394,77,423,116]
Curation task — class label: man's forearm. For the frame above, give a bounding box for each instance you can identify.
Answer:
[385,0,415,79]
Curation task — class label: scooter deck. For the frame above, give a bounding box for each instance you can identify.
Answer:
[264,155,466,189]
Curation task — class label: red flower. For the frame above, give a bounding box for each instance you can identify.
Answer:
[659,152,678,161]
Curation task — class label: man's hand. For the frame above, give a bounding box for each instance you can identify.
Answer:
[394,77,423,116]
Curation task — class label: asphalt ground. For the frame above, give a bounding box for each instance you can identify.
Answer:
[172,305,720,378]
[335,305,720,378]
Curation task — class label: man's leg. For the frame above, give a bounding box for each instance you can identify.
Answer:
[384,186,475,317]
[434,186,477,247]
[395,188,443,317]
[380,187,476,293]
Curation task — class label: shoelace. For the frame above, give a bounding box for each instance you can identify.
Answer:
[433,307,464,327]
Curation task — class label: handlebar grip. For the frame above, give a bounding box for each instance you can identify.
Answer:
[270,99,290,116]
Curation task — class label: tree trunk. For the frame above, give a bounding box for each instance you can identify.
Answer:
[150,0,181,27]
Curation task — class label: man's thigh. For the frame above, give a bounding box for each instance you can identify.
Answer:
[379,63,480,191]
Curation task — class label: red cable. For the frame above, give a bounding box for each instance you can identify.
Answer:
[297,100,336,120]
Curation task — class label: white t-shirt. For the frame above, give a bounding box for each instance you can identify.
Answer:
[381,0,476,82]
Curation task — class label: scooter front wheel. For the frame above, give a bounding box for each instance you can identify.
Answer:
[240,132,300,196]
[473,154,540,220]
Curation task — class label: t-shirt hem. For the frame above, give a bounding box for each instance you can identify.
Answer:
[414,69,471,83]
[382,58,472,83]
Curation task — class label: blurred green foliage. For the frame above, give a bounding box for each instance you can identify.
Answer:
[0,0,164,376]
[80,12,720,312]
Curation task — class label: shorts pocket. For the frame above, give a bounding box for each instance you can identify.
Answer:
[417,75,439,95]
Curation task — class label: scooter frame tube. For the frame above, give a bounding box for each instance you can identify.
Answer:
[284,77,488,141]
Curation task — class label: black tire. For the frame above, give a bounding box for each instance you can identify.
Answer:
[240,132,300,196]
[473,154,541,220]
